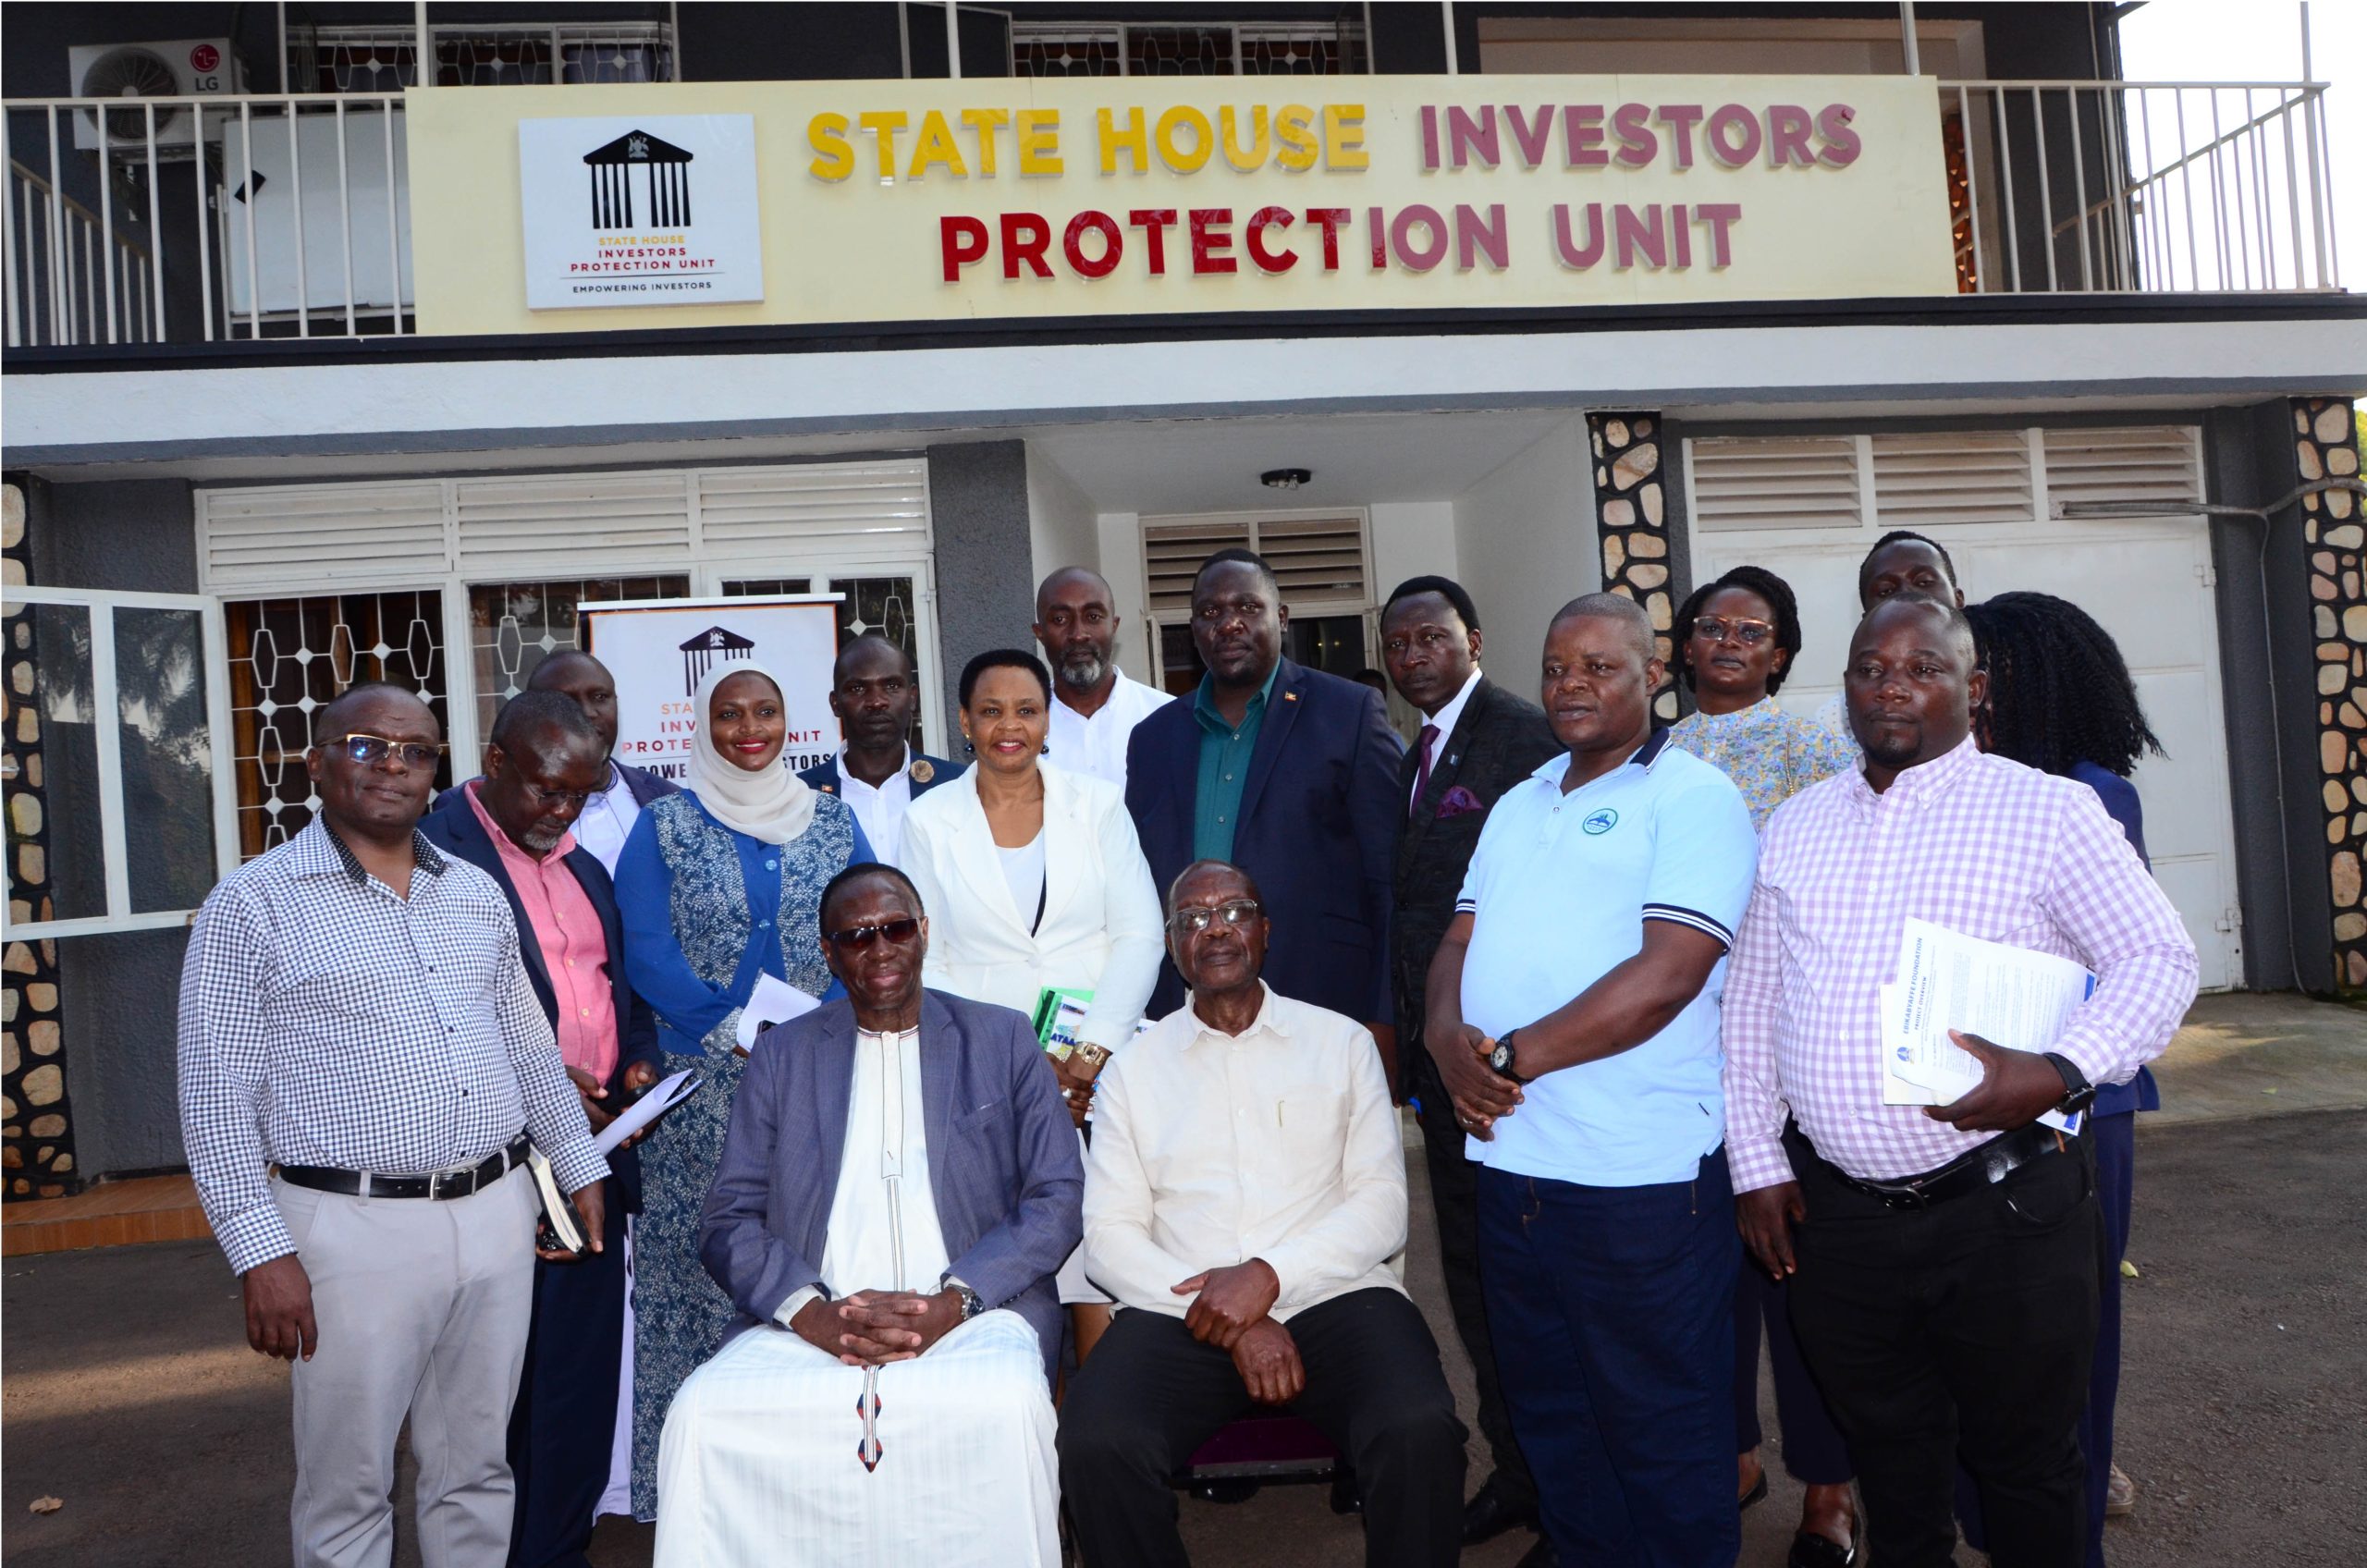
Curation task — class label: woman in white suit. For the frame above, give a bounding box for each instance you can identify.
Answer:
[899,647,1163,1364]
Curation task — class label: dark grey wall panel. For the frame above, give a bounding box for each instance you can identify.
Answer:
[925,441,1036,735]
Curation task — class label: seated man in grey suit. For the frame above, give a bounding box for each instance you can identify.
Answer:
[652,864,1082,1568]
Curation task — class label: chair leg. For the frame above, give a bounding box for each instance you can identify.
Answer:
[1330,1464,1362,1515]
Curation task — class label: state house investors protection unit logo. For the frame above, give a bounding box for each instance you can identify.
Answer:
[518,114,764,310]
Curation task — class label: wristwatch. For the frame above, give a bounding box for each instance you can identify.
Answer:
[1072,1042,1113,1072]
[940,1276,987,1319]
[2040,1052,2096,1117]
[1488,1029,1531,1085]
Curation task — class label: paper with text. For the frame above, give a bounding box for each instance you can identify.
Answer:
[1882,919,2093,1134]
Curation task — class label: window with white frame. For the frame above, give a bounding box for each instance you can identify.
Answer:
[194,459,941,852]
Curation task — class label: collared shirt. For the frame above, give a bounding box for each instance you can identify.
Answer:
[838,747,916,866]
[1410,668,1484,810]
[1721,736,2199,1194]
[177,816,607,1276]
[1455,730,1759,1186]
[463,781,619,1084]
[777,1024,953,1326]
[1191,664,1280,863]
[1046,666,1172,790]
[1083,984,1407,1322]
[570,760,644,877]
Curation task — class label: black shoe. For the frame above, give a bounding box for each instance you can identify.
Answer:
[1189,1479,1261,1504]
[1461,1474,1540,1546]
[1513,1535,1559,1568]
[1786,1528,1858,1568]
[1738,1470,1770,1511]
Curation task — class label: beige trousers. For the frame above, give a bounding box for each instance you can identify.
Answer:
[273,1168,538,1568]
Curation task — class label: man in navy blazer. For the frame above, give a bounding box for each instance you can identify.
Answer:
[420,692,660,1568]
[1124,549,1405,1051]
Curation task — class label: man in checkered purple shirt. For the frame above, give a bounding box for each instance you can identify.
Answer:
[1722,596,2197,1568]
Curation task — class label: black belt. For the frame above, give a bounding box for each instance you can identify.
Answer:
[1809,1121,2074,1212]
[279,1133,531,1201]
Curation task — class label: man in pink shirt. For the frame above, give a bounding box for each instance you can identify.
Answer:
[423,689,662,1568]
[1722,596,2197,1568]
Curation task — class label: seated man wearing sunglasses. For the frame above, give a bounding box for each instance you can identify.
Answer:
[1060,860,1467,1568]
[654,863,1082,1567]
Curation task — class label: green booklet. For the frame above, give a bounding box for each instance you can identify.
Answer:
[1032,986,1093,1056]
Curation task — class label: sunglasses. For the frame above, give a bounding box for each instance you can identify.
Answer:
[1168,898,1261,937]
[1689,616,1776,647]
[827,917,921,950]
[329,733,443,769]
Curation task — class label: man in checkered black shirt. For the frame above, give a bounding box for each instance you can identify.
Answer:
[178,682,611,1568]
[1722,596,2197,1568]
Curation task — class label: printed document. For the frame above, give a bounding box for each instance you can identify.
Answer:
[595,1068,701,1157]
[734,972,820,1049]
[1882,918,2093,1134]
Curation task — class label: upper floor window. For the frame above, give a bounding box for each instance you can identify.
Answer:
[1012,18,1367,78]
[292,21,676,92]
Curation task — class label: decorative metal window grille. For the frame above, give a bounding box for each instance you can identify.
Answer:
[1012,18,1366,78]
[294,22,675,93]
[223,591,449,859]
[723,575,926,753]
[468,575,693,741]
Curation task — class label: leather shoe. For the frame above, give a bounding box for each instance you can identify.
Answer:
[1514,1535,1559,1568]
[1786,1528,1858,1568]
[1461,1474,1539,1546]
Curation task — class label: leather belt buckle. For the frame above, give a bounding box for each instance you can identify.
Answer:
[1874,1182,1931,1212]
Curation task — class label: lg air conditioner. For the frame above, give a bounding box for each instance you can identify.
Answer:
[67,41,243,156]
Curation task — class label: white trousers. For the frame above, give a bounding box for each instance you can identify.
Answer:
[653,1309,1059,1568]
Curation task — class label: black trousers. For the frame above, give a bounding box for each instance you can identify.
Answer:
[505,1191,627,1568]
[1060,1288,1467,1568]
[1785,1131,2103,1568]
[1409,1049,1536,1506]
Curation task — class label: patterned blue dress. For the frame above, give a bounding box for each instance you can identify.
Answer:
[613,789,867,1520]
[1665,696,1858,832]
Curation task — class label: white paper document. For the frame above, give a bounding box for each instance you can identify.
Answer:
[1882,918,2094,1134]
[734,972,820,1049]
[595,1068,701,1156]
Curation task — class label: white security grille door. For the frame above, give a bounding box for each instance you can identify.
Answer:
[1685,426,2242,991]
[195,458,941,796]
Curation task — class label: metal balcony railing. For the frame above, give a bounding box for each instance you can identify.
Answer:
[0,78,2347,353]
[1941,80,2341,294]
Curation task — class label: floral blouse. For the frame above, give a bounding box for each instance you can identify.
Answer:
[1666,696,1859,831]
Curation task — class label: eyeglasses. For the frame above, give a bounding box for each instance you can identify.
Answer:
[520,781,591,813]
[1690,616,1776,647]
[1168,899,1261,936]
[329,734,442,769]
[826,917,921,950]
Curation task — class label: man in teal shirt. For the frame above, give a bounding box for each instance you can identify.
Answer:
[1123,548,1406,1054]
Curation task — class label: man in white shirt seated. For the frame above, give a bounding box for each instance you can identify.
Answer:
[1060,860,1466,1568]
[653,864,1082,1567]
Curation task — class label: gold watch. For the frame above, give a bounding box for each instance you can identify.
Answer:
[1072,1042,1113,1072]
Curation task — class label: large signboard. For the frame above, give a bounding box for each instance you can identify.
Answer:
[407,75,1957,334]
[580,595,840,783]
[517,114,765,309]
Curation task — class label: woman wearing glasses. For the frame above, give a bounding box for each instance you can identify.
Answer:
[613,662,873,1522]
[1666,565,1862,1568]
[899,648,1162,1366]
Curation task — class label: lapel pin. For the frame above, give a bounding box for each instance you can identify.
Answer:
[1283,692,1299,703]
[909,758,936,784]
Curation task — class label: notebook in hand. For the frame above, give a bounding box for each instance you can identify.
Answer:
[525,1146,587,1257]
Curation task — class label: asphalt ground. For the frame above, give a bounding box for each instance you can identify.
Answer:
[6,1101,2362,1567]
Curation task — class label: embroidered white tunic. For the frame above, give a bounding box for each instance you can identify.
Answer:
[652,1026,1059,1567]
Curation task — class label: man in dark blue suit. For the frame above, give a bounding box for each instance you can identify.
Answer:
[798,634,962,866]
[422,691,661,1568]
[1123,549,1405,1063]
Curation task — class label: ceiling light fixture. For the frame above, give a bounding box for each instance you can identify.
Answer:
[1260,468,1312,490]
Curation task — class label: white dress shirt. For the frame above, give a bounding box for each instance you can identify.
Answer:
[1083,984,1407,1322]
[776,1025,952,1325]
[1409,668,1484,810]
[570,761,644,876]
[1045,667,1172,791]
[838,748,917,866]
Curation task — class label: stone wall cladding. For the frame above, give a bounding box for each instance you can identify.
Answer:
[2296,398,2367,992]
[1587,412,1679,723]
[2,483,76,1198]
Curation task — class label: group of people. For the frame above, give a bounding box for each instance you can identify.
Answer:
[176,531,2198,1568]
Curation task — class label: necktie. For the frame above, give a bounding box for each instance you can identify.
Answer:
[1411,724,1440,818]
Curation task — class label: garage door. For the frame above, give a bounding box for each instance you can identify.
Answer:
[1685,425,2243,991]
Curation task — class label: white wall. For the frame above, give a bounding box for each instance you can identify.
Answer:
[1024,443,1099,592]
[1095,508,1156,680]
[1453,417,1600,693]
[1367,501,1460,602]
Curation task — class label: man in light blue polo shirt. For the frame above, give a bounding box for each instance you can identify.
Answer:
[1425,592,1758,1568]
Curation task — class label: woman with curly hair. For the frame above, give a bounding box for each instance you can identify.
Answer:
[1668,563,1861,1567]
[1965,589,2165,1565]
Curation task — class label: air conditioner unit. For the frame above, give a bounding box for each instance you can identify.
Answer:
[67,40,242,155]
